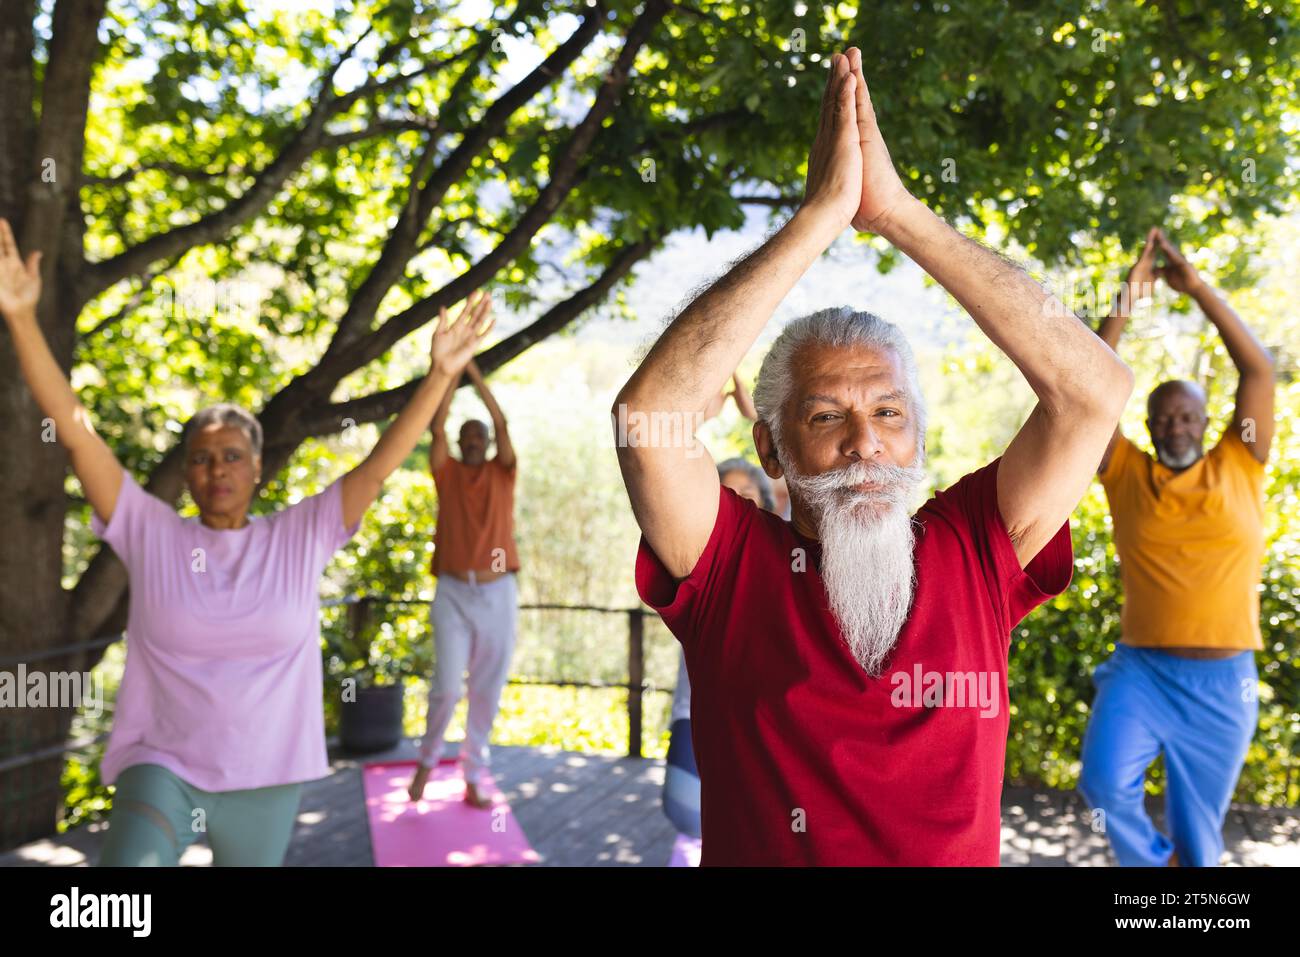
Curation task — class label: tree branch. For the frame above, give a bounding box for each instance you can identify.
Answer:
[77,251,187,343]
[321,4,608,353]
[318,0,670,384]
[330,43,476,115]
[75,25,458,306]
[294,232,660,439]
[86,110,441,187]
[83,160,252,186]
[320,114,440,149]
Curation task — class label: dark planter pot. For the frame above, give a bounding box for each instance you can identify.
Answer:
[339,683,405,754]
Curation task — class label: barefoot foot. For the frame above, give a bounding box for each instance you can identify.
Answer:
[464,779,495,810]
[408,763,432,802]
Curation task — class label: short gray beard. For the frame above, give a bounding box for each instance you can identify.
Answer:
[782,452,928,677]
[1155,441,1200,469]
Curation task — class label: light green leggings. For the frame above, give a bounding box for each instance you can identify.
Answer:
[98,763,303,867]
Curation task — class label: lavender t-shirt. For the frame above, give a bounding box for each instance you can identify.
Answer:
[92,470,359,791]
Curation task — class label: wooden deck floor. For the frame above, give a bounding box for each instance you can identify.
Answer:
[4,739,1297,867]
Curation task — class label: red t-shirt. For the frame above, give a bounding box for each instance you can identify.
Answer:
[635,456,1073,866]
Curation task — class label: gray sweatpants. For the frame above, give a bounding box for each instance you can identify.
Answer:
[417,572,518,783]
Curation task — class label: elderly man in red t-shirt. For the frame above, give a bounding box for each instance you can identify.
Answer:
[613,49,1134,866]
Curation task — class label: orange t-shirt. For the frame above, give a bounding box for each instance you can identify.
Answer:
[1099,428,1266,650]
[431,457,520,577]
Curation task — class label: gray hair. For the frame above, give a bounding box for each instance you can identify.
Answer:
[716,457,776,512]
[753,306,927,462]
[184,403,264,458]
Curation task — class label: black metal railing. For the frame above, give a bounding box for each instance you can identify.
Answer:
[0,597,668,783]
[330,594,661,758]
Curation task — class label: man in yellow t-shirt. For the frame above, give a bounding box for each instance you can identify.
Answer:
[1078,229,1275,867]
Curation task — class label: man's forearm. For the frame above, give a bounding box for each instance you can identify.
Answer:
[618,205,843,412]
[1097,278,1147,351]
[1096,304,1129,352]
[1193,283,1273,375]
[471,375,508,427]
[878,195,1129,408]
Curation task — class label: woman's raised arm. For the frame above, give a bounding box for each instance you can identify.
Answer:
[0,219,123,524]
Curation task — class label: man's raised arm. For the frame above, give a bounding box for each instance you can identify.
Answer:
[465,358,516,470]
[1093,229,1159,474]
[845,53,1133,568]
[428,344,462,475]
[1155,229,1275,463]
[613,51,863,580]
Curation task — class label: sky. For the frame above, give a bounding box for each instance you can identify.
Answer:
[575,207,969,361]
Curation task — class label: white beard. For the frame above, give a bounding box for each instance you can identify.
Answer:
[784,456,927,677]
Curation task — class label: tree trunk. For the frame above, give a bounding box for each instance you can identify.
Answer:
[0,0,105,850]
[0,325,82,847]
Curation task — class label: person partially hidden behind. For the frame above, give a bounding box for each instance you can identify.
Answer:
[1078,229,1275,867]
[662,457,776,844]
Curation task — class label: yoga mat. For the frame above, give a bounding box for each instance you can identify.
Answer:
[363,759,541,867]
[668,832,701,867]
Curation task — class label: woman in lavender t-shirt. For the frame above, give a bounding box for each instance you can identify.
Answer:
[0,219,494,865]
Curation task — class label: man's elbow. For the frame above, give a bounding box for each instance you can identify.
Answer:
[1109,357,1136,407]
[612,385,643,419]
[1056,354,1133,422]
[611,387,651,441]
[615,383,702,421]
[1087,347,1134,407]
[1244,350,1276,382]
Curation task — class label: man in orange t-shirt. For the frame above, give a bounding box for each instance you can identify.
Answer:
[408,356,519,809]
[1078,229,1275,867]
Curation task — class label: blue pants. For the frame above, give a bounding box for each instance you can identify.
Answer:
[662,718,701,838]
[1078,644,1258,866]
[662,651,701,838]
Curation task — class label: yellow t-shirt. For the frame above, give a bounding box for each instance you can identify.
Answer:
[1099,428,1266,650]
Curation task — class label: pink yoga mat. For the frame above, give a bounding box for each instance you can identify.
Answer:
[363,760,541,867]
[669,832,701,867]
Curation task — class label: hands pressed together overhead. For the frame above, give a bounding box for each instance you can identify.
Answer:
[1125,227,1204,298]
[1150,230,1204,295]
[802,47,911,235]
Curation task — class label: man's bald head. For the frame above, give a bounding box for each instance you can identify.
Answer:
[1147,379,1207,420]
[1146,379,1208,471]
